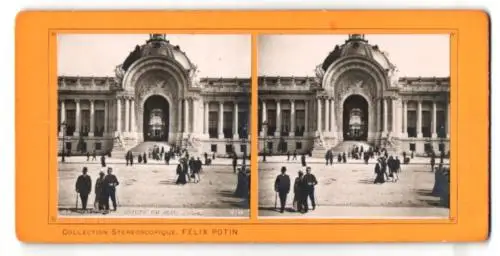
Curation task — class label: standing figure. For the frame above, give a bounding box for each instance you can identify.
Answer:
[212,152,216,160]
[138,154,143,164]
[92,150,97,161]
[287,151,290,161]
[374,160,385,184]
[86,151,90,161]
[342,152,347,163]
[103,167,119,211]
[129,152,134,166]
[143,152,147,164]
[274,166,291,213]
[165,151,170,165]
[100,154,106,167]
[75,167,92,211]
[303,167,318,211]
[337,153,342,163]
[94,171,105,210]
[430,154,436,172]
[301,154,306,167]
[324,151,330,166]
[329,151,334,166]
[293,171,304,212]
[125,151,130,166]
[194,157,203,182]
[292,150,297,160]
[175,159,187,185]
[232,154,238,173]
[204,152,208,164]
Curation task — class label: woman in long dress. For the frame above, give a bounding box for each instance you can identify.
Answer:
[374,161,385,184]
[176,159,187,185]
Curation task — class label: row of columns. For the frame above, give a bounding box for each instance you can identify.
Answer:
[384,97,450,139]
[115,96,136,134]
[202,101,247,139]
[260,99,310,137]
[316,97,335,134]
[59,99,109,137]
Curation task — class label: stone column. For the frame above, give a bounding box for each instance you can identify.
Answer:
[59,100,66,136]
[178,100,182,134]
[89,100,95,137]
[431,101,437,138]
[116,98,122,133]
[275,100,281,137]
[402,100,408,137]
[104,100,109,134]
[417,100,423,138]
[192,98,199,134]
[204,101,209,135]
[330,99,335,134]
[261,101,267,136]
[124,97,130,133]
[290,99,295,137]
[382,97,388,134]
[75,99,81,136]
[304,100,309,134]
[316,97,322,134]
[218,101,224,138]
[184,98,190,134]
[376,98,381,133]
[447,101,450,139]
[130,99,136,133]
[233,102,239,139]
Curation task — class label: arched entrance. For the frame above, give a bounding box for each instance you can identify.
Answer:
[342,94,368,141]
[143,95,169,142]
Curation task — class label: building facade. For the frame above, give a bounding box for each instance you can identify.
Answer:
[258,34,450,156]
[58,34,251,157]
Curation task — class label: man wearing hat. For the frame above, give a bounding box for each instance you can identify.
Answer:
[75,167,92,211]
[103,167,120,211]
[303,166,318,211]
[274,166,291,213]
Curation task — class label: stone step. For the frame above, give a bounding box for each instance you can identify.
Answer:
[331,140,373,154]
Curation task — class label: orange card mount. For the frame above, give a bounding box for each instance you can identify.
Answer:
[15,10,489,243]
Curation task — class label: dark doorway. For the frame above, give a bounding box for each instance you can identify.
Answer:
[143,95,169,141]
[342,95,368,141]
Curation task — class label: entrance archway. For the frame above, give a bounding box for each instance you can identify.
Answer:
[143,95,169,142]
[342,94,368,141]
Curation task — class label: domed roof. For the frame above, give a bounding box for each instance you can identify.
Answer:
[321,34,395,72]
[121,34,194,71]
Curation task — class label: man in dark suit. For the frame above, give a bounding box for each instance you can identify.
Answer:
[303,166,318,211]
[103,167,120,211]
[274,166,291,213]
[75,167,92,211]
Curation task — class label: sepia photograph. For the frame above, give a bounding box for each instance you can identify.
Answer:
[257,34,451,218]
[57,34,251,218]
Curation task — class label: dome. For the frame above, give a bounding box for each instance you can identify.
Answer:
[321,34,395,72]
[121,34,194,72]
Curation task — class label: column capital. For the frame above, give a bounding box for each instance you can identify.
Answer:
[89,99,95,103]
[289,99,295,103]
[74,99,80,103]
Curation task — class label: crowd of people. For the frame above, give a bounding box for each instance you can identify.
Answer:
[71,143,251,213]
[272,144,449,214]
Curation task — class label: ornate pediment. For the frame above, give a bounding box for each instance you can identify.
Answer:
[334,70,377,101]
[135,71,178,102]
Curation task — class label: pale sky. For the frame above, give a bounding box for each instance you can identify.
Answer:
[58,34,251,77]
[258,34,450,77]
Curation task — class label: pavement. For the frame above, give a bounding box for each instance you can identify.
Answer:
[258,156,450,218]
[58,156,249,218]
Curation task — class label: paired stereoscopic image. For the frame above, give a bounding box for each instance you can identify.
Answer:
[56,33,451,219]
[57,34,251,218]
[257,34,451,218]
